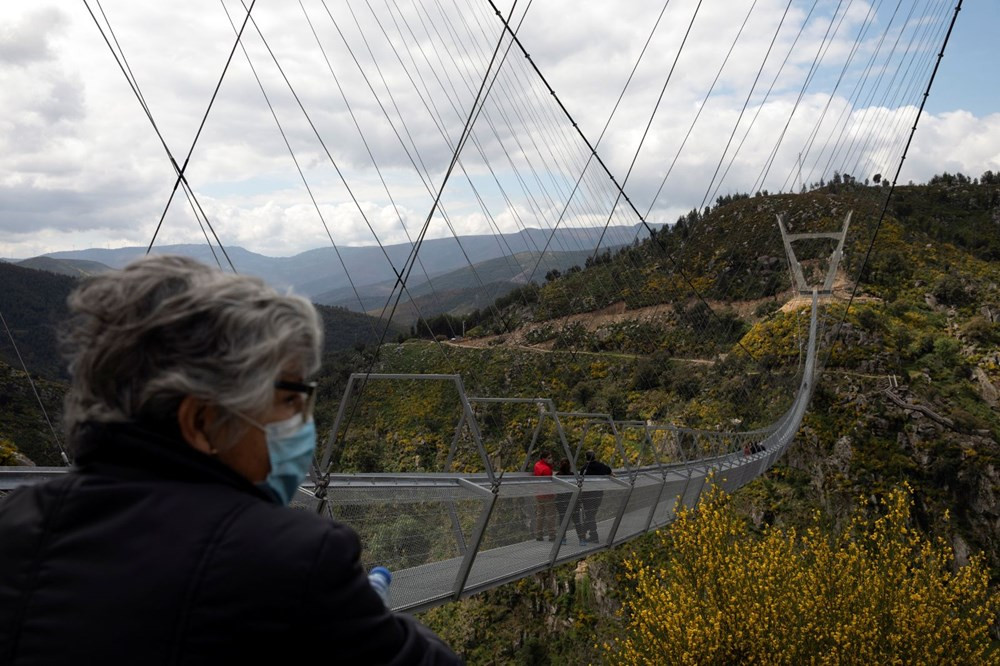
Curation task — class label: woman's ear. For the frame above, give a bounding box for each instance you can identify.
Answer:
[177,396,217,454]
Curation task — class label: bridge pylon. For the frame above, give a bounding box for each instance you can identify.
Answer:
[777,211,851,295]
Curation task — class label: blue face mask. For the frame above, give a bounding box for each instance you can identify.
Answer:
[259,414,317,505]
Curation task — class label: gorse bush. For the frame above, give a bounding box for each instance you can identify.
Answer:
[607,483,998,665]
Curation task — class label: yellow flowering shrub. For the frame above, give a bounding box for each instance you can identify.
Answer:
[607,484,998,665]
[0,437,21,465]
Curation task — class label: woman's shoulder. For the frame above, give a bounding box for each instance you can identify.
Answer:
[225,500,361,566]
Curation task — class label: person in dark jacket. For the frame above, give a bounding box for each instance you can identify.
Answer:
[554,458,584,546]
[0,255,461,665]
[580,450,613,545]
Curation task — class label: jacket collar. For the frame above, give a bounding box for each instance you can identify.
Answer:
[73,420,275,503]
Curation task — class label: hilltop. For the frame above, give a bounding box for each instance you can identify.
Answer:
[356,176,1000,661]
[1,176,997,660]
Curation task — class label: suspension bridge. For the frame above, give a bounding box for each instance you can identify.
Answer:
[0,0,962,614]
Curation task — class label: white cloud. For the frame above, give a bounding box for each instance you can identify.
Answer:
[0,0,995,259]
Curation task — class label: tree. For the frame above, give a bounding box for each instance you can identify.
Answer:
[606,484,998,665]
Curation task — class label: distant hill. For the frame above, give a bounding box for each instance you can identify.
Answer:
[0,262,405,383]
[315,249,599,320]
[314,304,405,349]
[45,224,655,300]
[0,262,75,380]
[16,256,113,277]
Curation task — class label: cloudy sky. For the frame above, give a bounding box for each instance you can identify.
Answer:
[1,0,996,260]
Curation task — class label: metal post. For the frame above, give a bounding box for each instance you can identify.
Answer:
[605,476,633,546]
[548,402,575,474]
[548,475,579,565]
[452,480,498,600]
[644,470,668,533]
[776,214,809,293]
[823,211,852,293]
[319,374,359,474]
[315,374,360,516]
[573,421,593,464]
[678,466,698,511]
[607,418,631,478]
[454,376,495,485]
[520,405,546,472]
[444,411,466,470]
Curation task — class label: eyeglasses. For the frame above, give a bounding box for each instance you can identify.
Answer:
[274,380,318,423]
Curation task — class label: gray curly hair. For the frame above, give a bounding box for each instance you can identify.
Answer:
[61,255,323,447]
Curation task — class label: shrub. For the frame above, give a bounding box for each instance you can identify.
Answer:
[0,438,22,465]
[754,300,781,318]
[606,484,998,665]
[962,316,1000,346]
[932,275,975,307]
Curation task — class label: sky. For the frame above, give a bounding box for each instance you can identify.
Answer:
[0,0,997,260]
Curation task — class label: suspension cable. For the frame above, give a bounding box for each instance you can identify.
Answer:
[81,0,240,272]
[0,310,69,465]
[824,0,962,367]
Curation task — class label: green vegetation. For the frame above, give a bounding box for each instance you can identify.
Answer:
[609,484,998,665]
[0,262,76,380]
[2,174,999,661]
[409,177,1000,661]
[0,358,66,466]
[0,261,405,387]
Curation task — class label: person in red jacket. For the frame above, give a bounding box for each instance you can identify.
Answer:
[532,450,556,541]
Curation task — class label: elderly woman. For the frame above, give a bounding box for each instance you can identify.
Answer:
[0,255,460,664]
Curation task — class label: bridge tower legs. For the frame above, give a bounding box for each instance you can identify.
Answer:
[777,211,852,294]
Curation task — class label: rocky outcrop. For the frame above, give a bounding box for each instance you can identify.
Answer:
[973,366,999,407]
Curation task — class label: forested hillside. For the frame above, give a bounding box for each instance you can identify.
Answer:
[0,262,75,380]
[0,261,405,385]
[363,176,1000,662]
[0,358,66,466]
[2,176,997,661]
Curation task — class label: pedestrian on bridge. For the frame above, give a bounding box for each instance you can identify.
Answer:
[555,458,585,545]
[533,450,556,541]
[580,450,613,545]
[0,255,461,665]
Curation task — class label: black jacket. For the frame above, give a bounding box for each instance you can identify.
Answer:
[582,459,612,476]
[0,422,461,665]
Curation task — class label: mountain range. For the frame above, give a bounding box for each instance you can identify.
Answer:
[36,225,649,316]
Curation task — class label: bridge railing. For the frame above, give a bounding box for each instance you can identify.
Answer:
[1,292,821,613]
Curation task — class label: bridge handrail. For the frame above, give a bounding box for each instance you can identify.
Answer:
[0,293,821,615]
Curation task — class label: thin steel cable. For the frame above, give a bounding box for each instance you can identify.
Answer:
[320,0,530,482]
[820,0,908,183]
[848,10,946,185]
[430,2,647,311]
[702,0,812,209]
[218,1,379,343]
[327,0,526,335]
[823,0,962,368]
[841,0,950,178]
[145,0,259,263]
[591,0,703,258]
[82,0,239,272]
[298,1,458,341]
[374,1,529,347]
[0,310,69,465]
[484,0,761,364]
[779,0,908,193]
[750,0,855,195]
[641,0,759,221]
[800,0,945,189]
